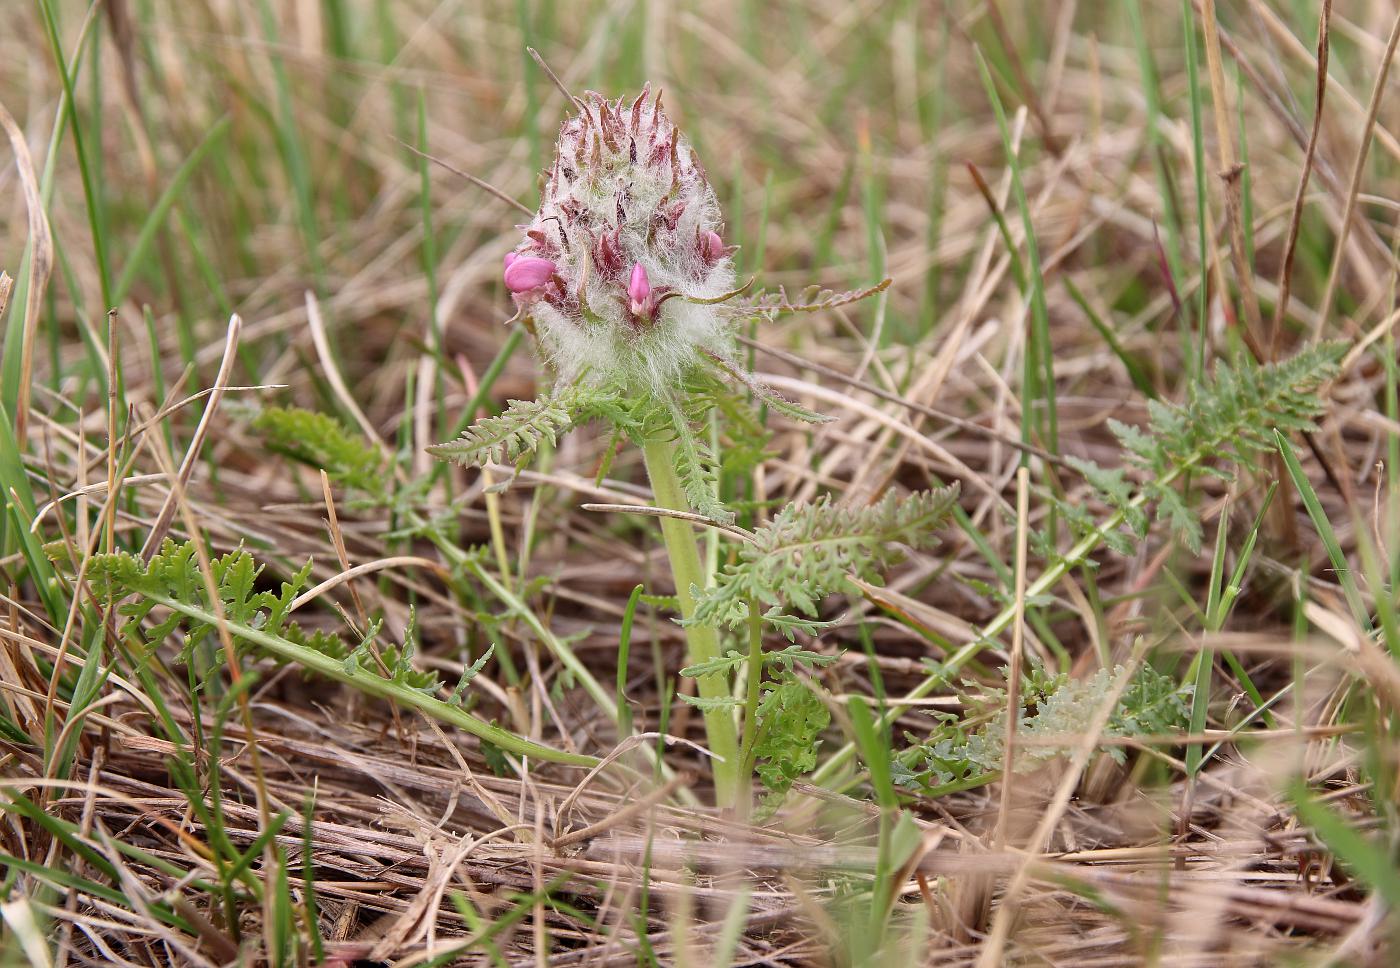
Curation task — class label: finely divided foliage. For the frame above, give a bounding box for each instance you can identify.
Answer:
[692,487,961,627]
[897,664,1192,790]
[79,540,550,761]
[426,390,583,469]
[88,540,460,696]
[751,679,830,807]
[254,406,386,496]
[1060,343,1343,554]
[429,378,736,520]
[736,279,893,317]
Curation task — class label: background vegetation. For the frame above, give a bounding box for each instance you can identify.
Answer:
[2,0,1399,964]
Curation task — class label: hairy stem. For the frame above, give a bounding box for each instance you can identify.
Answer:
[642,435,742,808]
[738,601,765,785]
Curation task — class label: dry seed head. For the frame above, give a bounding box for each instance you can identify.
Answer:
[504,86,736,395]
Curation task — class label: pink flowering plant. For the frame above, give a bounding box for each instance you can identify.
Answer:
[499,85,746,404]
[431,85,949,811]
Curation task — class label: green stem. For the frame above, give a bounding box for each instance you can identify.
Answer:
[738,602,764,782]
[641,436,742,808]
[146,593,596,768]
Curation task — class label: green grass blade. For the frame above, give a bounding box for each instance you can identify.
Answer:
[36,0,112,310]
[846,695,896,810]
[1180,0,1209,377]
[1186,503,1231,776]
[0,403,65,620]
[973,45,1057,457]
[1063,276,1156,399]
[1274,430,1371,632]
[113,116,232,305]
[617,583,644,737]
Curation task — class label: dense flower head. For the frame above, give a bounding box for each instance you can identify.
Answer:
[504,86,736,396]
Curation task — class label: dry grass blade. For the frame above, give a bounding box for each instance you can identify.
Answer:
[1316,7,1400,337]
[527,45,581,108]
[138,314,242,560]
[304,289,384,447]
[1198,0,1264,352]
[994,466,1030,848]
[736,333,1065,466]
[287,555,447,613]
[394,138,533,216]
[755,371,1013,511]
[1271,0,1332,355]
[984,0,1061,155]
[0,96,54,445]
[579,502,757,539]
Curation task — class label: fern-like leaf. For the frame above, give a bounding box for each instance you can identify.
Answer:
[80,541,592,766]
[1064,343,1343,553]
[428,393,578,469]
[895,664,1191,791]
[752,678,830,813]
[693,485,960,627]
[703,352,834,425]
[253,407,386,497]
[663,402,733,524]
[88,540,443,690]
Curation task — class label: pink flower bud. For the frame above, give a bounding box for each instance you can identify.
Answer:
[702,231,724,261]
[504,251,517,270]
[504,256,556,293]
[628,262,652,315]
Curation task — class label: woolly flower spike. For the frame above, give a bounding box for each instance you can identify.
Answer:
[505,86,737,397]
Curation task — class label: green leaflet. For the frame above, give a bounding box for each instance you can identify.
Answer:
[894,664,1191,791]
[752,678,830,814]
[1057,343,1343,554]
[427,391,581,469]
[692,486,961,627]
[82,540,571,764]
[254,406,387,497]
[733,278,892,318]
[679,644,838,680]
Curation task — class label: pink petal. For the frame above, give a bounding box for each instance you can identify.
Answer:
[628,262,651,310]
[504,256,556,292]
[703,231,724,260]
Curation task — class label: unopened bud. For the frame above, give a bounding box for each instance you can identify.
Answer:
[628,262,652,315]
[702,231,724,261]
